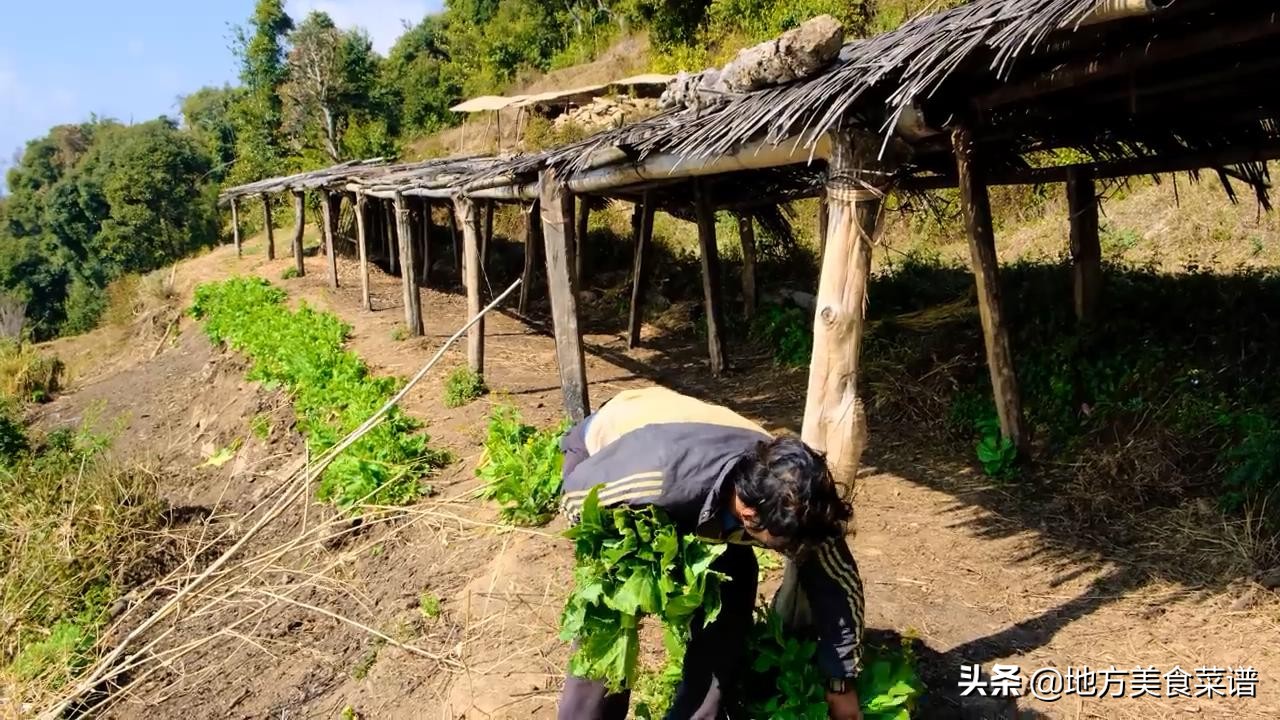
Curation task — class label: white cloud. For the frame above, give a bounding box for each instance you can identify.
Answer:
[286,0,441,55]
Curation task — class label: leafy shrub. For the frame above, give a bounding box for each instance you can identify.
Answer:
[751,301,812,367]
[443,367,487,408]
[59,276,107,336]
[476,404,567,526]
[560,487,727,692]
[0,342,64,403]
[974,415,1018,480]
[191,277,451,510]
[1220,413,1280,515]
[743,610,925,720]
[281,266,301,280]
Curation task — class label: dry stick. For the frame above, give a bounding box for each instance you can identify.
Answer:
[42,278,523,719]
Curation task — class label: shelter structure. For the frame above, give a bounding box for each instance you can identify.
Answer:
[221,0,1280,494]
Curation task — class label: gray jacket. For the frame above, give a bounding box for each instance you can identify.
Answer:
[560,417,865,681]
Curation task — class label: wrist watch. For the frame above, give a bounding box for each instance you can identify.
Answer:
[826,677,853,694]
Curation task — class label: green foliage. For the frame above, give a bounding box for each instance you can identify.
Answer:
[250,413,273,440]
[974,415,1018,480]
[1220,413,1280,514]
[443,366,488,408]
[419,593,443,619]
[743,611,925,720]
[281,266,301,280]
[476,404,567,525]
[0,341,64,404]
[1,422,160,698]
[632,643,686,719]
[559,486,727,692]
[751,301,812,367]
[190,277,451,510]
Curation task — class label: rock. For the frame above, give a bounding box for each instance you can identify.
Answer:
[720,15,844,93]
[1259,567,1280,590]
[578,289,600,304]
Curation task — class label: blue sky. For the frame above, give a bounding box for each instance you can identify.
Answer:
[0,0,443,191]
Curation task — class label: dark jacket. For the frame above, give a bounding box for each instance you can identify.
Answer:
[559,388,865,681]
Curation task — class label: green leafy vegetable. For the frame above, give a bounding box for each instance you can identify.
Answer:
[475,404,568,526]
[559,486,727,692]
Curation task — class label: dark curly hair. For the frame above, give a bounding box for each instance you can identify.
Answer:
[730,436,852,554]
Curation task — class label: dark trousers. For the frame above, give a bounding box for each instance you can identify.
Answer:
[558,418,759,720]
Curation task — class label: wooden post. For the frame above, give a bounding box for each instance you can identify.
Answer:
[454,197,485,374]
[694,181,727,376]
[627,195,655,349]
[518,199,542,316]
[800,131,887,498]
[737,213,758,320]
[953,124,1030,456]
[231,198,242,257]
[482,200,495,267]
[1067,167,1102,324]
[420,199,433,287]
[448,204,463,285]
[321,192,339,288]
[576,196,590,287]
[355,193,372,311]
[394,191,423,336]
[540,169,590,421]
[291,191,306,276]
[386,200,399,276]
[262,194,276,261]
[816,192,830,259]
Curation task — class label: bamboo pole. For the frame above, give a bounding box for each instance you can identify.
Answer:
[737,213,758,320]
[454,197,485,374]
[386,200,399,276]
[420,199,433,287]
[540,169,590,421]
[290,191,306,276]
[355,193,372,311]
[953,124,1030,456]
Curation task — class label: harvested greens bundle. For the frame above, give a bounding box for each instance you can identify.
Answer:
[559,486,726,691]
[744,610,925,719]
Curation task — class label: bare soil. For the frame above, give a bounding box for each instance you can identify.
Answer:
[29,236,1278,720]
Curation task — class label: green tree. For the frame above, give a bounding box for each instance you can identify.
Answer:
[384,16,463,134]
[181,85,241,183]
[230,0,295,183]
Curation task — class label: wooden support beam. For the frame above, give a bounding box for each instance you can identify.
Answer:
[394,191,423,336]
[953,125,1030,457]
[627,194,655,349]
[1067,167,1102,324]
[291,191,306,276]
[454,196,485,374]
[482,200,495,268]
[420,199,432,288]
[262,194,276,261]
[575,197,590,286]
[518,199,542,316]
[386,200,399,275]
[321,193,339,288]
[737,213,758,320]
[801,131,886,497]
[448,204,463,285]
[540,169,590,422]
[694,181,727,376]
[231,198,242,257]
[355,193,372,311]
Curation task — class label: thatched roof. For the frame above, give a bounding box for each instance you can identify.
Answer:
[222,0,1280,208]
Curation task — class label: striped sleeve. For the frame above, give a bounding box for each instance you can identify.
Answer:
[559,432,667,521]
[798,535,866,680]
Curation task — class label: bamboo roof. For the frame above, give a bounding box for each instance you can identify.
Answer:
[221,0,1280,208]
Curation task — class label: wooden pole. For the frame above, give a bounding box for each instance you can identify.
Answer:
[291,191,306,276]
[576,196,590,287]
[454,197,485,374]
[694,181,727,376]
[1067,167,1102,324]
[953,124,1030,456]
[420,199,433,288]
[386,200,399,275]
[482,201,495,268]
[321,193,338,288]
[355,193,372,311]
[231,198,242,257]
[394,191,423,336]
[518,199,542,316]
[627,195,655,349]
[262,194,276,261]
[816,192,830,259]
[448,204,463,284]
[737,213,758,320]
[540,169,590,421]
[800,131,887,498]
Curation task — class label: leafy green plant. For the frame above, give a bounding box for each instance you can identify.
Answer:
[250,412,272,440]
[743,610,925,720]
[419,593,442,619]
[191,278,451,510]
[751,301,812,367]
[391,326,408,342]
[281,266,300,280]
[559,486,727,692]
[1220,412,1280,515]
[443,366,487,408]
[476,404,567,526]
[974,415,1018,479]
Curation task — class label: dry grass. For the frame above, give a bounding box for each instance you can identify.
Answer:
[0,343,63,403]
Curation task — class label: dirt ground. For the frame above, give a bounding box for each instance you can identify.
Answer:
[30,235,1278,720]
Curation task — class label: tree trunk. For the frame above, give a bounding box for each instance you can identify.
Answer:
[540,169,590,421]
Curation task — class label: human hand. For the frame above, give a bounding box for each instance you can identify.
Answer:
[825,688,862,720]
